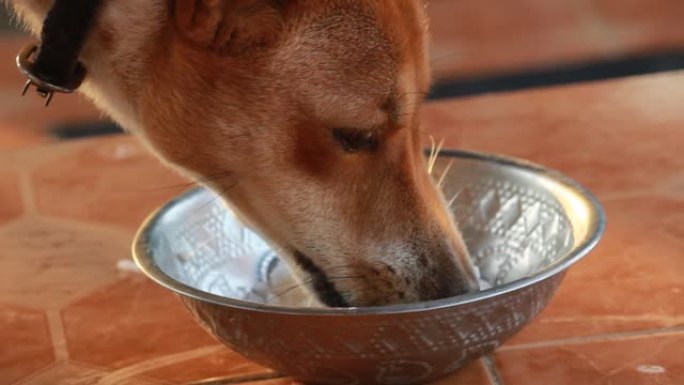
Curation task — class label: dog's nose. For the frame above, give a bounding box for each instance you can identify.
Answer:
[415,249,481,301]
[416,271,480,302]
[432,268,480,298]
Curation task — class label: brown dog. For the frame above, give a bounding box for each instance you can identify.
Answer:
[8,0,479,307]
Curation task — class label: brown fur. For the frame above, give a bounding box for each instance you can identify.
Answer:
[8,0,479,306]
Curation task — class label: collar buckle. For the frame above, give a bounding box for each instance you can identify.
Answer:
[16,43,86,106]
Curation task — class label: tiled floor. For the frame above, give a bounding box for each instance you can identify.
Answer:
[1,1,684,384]
[1,0,684,149]
[427,0,684,78]
[1,70,682,384]
[496,333,684,385]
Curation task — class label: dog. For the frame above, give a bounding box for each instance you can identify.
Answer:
[8,0,480,307]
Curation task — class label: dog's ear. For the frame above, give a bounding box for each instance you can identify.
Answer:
[174,0,285,54]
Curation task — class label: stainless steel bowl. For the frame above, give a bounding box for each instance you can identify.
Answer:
[133,151,605,385]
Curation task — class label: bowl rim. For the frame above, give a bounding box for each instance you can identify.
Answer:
[132,149,606,316]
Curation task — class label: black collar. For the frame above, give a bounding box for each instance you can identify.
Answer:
[16,0,104,106]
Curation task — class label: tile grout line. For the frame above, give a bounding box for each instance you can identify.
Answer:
[66,360,174,385]
[500,324,684,351]
[187,372,284,385]
[482,356,506,385]
[94,345,228,385]
[46,309,70,362]
[9,362,61,385]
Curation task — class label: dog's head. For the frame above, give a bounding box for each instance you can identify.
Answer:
[11,0,479,306]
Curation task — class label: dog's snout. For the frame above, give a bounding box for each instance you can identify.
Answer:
[415,249,481,302]
[431,266,481,298]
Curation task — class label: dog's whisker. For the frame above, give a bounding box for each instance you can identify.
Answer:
[437,159,454,188]
[430,50,464,66]
[313,264,393,286]
[135,180,199,192]
[264,260,396,307]
[264,277,314,306]
[264,274,367,307]
[140,169,238,192]
[427,138,444,173]
[448,189,463,209]
[429,140,438,172]
[428,135,436,169]
[189,179,239,218]
[198,172,238,187]
[327,275,365,281]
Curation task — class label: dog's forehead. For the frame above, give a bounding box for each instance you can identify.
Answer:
[275,1,422,128]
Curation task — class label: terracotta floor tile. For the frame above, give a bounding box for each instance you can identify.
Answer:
[590,0,684,30]
[243,379,298,385]
[0,92,102,141]
[422,71,684,198]
[0,37,32,88]
[614,23,684,58]
[141,347,272,383]
[0,135,110,171]
[239,360,491,385]
[425,359,492,385]
[506,196,683,344]
[592,0,684,52]
[0,168,23,226]
[496,332,684,385]
[426,0,684,79]
[0,122,54,150]
[12,363,163,385]
[0,217,132,309]
[31,136,189,231]
[0,305,54,384]
[427,0,618,78]
[62,276,236,370]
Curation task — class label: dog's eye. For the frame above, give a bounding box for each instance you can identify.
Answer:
[332,128,378,153]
